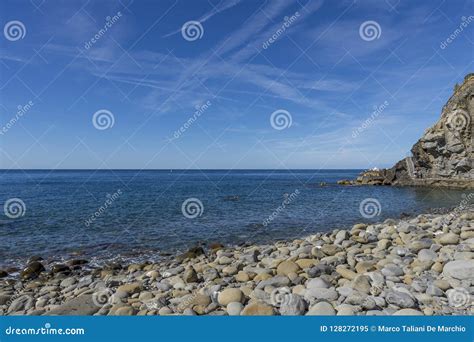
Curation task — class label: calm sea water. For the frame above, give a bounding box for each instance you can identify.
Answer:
[0,170,467,267]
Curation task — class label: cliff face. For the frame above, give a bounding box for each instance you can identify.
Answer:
[349,73,473,189]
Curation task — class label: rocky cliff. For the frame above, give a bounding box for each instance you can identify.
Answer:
[342,73,473,189]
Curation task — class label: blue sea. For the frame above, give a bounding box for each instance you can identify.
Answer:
[0,170,467,267]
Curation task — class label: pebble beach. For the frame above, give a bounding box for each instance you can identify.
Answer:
[1,206,473,316]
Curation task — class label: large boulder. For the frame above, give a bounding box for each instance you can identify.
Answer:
[442,260,474,280]
[342,73,474,189]
[44,295,100,315]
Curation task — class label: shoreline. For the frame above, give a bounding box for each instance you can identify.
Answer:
[1,206,473,316]
[0,203,459,271]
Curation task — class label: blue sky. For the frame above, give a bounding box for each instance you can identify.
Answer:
[0,0,473,169]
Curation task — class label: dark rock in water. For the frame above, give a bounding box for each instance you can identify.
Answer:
[27,256,43,263]
[176,246,205,262]
[20,261,45,280]
[399,212,412,219]
[320,182,327,187]
[103,262,122,270]
[0,270,8,278]
[337,179,353,185]
[339,73,474,189]
[6,266,19,273]
[208,242,224,252]
[223,195,240,201]
[67,259,89,267]
[247,223,264,229]
[51,264,71,275]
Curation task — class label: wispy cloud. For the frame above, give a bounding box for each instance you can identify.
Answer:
[163,0,243,37]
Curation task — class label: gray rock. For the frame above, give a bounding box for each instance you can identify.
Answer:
[426,284,444,297]
[334,230,348,245]
[77,275,93,289]
[442,260,474,280]
[202,268,219,282]
[352,275,371,294]
[256,276,290,289]
[306,301,335,315]
[183,308,196,316]
[393,308,423,315]
[156,282,172,291]
[304,287,338,301]
[279,294,307,316]
[183,267,198,283]
[418,249,437,262]
[408,239,433,252]
[0,294,12,305]
[60,277,77,288]
[226,302,243,316]
[307,264,333,277]
[162,266,184,278]
[45,295,100,315]
[381,264,404,277]
[8,295,34,313]
[386,290,415,308]
[306,278,330,290]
